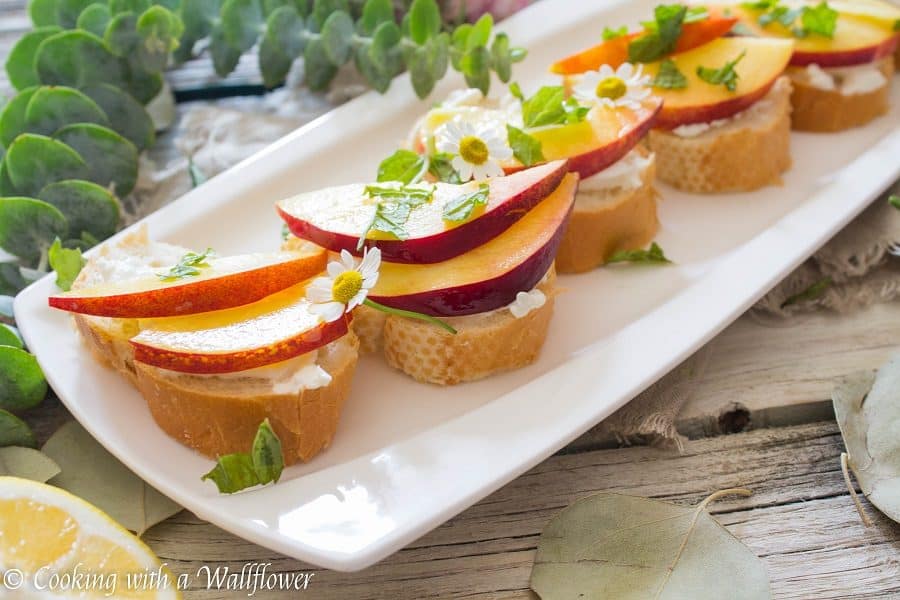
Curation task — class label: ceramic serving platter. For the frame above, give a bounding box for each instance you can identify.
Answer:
[14,0,900,571]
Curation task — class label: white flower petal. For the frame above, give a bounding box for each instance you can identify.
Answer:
[326,261,345,278]
[307,278,335,302]
[310,302,345,323]
[347,290,368,310]
[617,63,634,80]
[340,249,357,271]
[598,65,615,79]
[358,247,381,277]
[453,157,475,182]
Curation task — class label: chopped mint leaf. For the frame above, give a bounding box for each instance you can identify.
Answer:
[697,50,746,92]
[442,183,490,222]
[684,6,710,23]
[780,276,831,308]
[652,58,688,89]
[520,85,589,128]
[800,1,838,38]
[358,183,435,248]
[602,25,628,40]
[506,124,545,167]
[158,248,215,282]
[730,21,757,36]
[628,4,687,63]
[377,149,429,184]
[428,152,463,183]
[509,81,524,101]
[607,242,672,265]
[893,18,899,31]
[202,420,284,494]
[48,238,85,292]
[281,223,291,241]
[889,194,900,210]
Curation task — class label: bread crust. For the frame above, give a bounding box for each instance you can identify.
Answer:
[555,152,659,274]
[788,57,893,132]
[647,76,793,194]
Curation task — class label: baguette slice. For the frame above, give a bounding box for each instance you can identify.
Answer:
[71,227,358,465]
[555,148,659,273]
[788,57,893,132]
[647,76,793,194]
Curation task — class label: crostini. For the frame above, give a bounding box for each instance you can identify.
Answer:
[729,0,899,132]
[278,163,578,385]
[48,227,360,465]
[554,4,796,193]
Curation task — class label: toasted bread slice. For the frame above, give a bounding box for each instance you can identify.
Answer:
[787,57,893,132]
[555,149,659,273]
[71,227,358,465]
[647,76,793,193]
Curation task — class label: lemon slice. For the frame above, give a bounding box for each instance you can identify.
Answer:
[0,476,180,599]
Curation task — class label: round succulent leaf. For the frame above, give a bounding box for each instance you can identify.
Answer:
[369,20,401,70]
[320,10,354,66]
[210,25,242,77]
[221,0,265,52]
[259,35,294,88]
[358,0,393,36]
[407,0,440,45]
[406,45,435,98]
[303,37,338,90]
[0,87,38,149]
[5,27,63,91]
[427,32,449,81]
[28,0,60,27]
[104,11,140,57]
[81,83,154,150]
[0,265,27,296]
[24,86,109,137]
[355,45,393,93]
[38,179,120,241]
[110,0,151,15]
[310,0,348,32]
[0,409,36,449]
[76,3,112,37]
[0,197,68,261]
[0,324,23,350]
[123,65,163,105]
[466,13,492,51]
[265,5,306,59]
[461,45,490,95]
[136,5,184,72]
[35,30,128,92]
[179,0,221,41]
[450,23,470,70]
[55,0,97,27]
[54,124,138,197]
[0,161,18,196]
[5,134,88,198]
[491,32,511,82]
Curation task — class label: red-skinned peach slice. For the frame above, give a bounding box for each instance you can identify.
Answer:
[277,160,568,264]
[550,11,738,75]
[640,37,794,128]
[368,173,578,317]
[732,5,899,67]
[130,282,350,374]
[49,244,327,318]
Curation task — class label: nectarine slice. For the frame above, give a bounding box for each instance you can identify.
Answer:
[277,160,568,264]
[130,282,349,374]
[49,244,327,318]
[642,37,795,128]
[368,173,578,317]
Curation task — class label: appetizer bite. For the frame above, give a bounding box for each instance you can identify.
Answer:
[554,4,795,193]
[278,162,578,385]
[729,0,899,132]
[48,227,359,465]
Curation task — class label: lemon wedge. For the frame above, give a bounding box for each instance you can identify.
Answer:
[0,476,180,598]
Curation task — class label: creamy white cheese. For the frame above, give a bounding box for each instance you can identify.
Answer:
[579,149,653,192]
[804,62,887,95]
[671,97,774,138]
[195,351,333,393]
[508,289,547,319]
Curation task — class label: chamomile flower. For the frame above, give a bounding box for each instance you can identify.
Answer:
[436,121,512,182]
[573,63,652,111]
[308,248,381,322]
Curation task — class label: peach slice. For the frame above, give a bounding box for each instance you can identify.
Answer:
[130,282,349,374]
[277,160,568,264]
[732,5,899,67]
[550,12,738,75]
[49,244,327,318]
[641,37,795,128]
[368,173,578,317]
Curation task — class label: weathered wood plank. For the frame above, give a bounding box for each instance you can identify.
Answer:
[143,422,900,599]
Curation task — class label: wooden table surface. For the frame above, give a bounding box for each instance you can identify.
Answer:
[4,3,900,598]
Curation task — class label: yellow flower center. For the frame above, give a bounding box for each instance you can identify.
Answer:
[332,270,363,305]
[595,77,627,100]
[458,135,489,165]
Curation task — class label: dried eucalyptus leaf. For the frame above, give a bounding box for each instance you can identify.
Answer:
[43,421,182,535]
[833,356,900,523]
[0,446,60,482]
[530,492,770,600]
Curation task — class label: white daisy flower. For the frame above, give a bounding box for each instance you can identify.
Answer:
[435,120,513,182]
[573,63,652,111]
[308,248,381,322]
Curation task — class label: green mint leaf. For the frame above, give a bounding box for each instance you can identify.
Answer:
[730,21,757,36]
[507,124,545,167]
[781,276,831,308]
[697,50,746,92]
[889,194,900,210]
[800,2,838,38]
[0,345,47,412]
[741,0,778,9]
[652,58,688,89]
[520,85,589,128]
[602,25,628,40]
[202,420,285,494]
[158,248,215,282]
[358,184,435,248]
[363,184,434,205]
[685,6,710,23]
[281,223,291,241]
[628,4,687,63]
[377,149,429,184]
[48,238,85,292]
[428,152,462,183]
[442,183,490,223]
[607,242,672,265]
[509,81,524,101]
[563,97,590,123]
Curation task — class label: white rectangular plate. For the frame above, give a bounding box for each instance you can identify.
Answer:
[15,0,900,571]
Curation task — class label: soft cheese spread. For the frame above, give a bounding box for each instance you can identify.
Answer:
[508,289,547,319]
[804,62,887,95]
[578,149,653,192]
